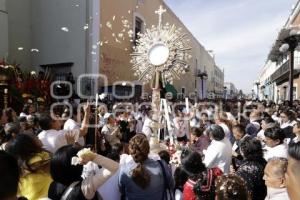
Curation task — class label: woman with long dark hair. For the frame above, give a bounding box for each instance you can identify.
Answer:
[236,137,267,200]
[48,145,119,200]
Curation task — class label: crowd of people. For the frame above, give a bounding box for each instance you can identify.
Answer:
[1,99,300,200]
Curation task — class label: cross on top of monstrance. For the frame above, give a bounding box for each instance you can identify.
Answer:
[155,5,166,29]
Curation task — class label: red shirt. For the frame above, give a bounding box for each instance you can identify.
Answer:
[183,167,223,200]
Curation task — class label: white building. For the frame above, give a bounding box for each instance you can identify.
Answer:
[258,1,300,103]
[1,0,100,97]
[224,82,238,99]
[0,0,8,58]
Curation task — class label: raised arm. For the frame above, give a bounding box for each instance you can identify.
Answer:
[79,103,91,137]
[80,153,119,199]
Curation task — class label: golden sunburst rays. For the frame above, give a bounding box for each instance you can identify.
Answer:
[131,22,192,85]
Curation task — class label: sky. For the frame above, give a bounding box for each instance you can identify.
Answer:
[164,0,298,93]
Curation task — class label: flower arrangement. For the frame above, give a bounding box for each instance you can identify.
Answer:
[0,58,52,108]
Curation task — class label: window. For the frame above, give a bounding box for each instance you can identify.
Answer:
[135,17,143,42]
[181,87,186,94]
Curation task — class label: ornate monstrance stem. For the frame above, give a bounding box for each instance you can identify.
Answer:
[151,71,161,129]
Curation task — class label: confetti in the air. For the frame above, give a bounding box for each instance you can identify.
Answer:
[18,47,24,51]
[92,45,97,49]
[112,15,116,21]
[84,24,89,30]
[106,21,112,29]
[61,27,69,32]
[122,19,129,25]
[128,30,134,37]
[31,49,39,53]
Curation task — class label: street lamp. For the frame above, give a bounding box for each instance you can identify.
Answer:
[197,70,208,100]
[223,86,227,99]
[255,81,260,100]
[194,90,198,103]
[279,29,300,107]
[261,85,265,100]
[283,85,287,101]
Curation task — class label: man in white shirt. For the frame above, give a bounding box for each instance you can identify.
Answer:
[98,105,107,128]
[203,124,232,174]
[264,127,288,161]
[38,103,90,153]
[173,111,189,142]
[142,111,156,139]
[263,157,290,200]
[135,114,143,134]
[63,107,85,146]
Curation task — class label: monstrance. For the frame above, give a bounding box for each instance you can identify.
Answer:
[131,5,192,137]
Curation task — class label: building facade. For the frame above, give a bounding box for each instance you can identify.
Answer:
[100,0,221,99]
[0,0,8,58]
[211,65,224,98]
[258,1,300,102]
[224,82,238,100]
[1,0,100,98]
[1,0,222,101]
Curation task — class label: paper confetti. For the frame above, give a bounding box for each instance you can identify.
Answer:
[106,21,112,29]
[61,27,69,32]
[31,49,39,52]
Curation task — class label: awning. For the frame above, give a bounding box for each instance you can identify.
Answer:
[164,83,178,97]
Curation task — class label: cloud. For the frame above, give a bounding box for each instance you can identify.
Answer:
[165,0,297,92]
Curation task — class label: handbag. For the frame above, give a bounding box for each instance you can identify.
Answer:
[157,160,174,200]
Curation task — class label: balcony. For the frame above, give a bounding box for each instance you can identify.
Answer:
[270,57,300,84]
